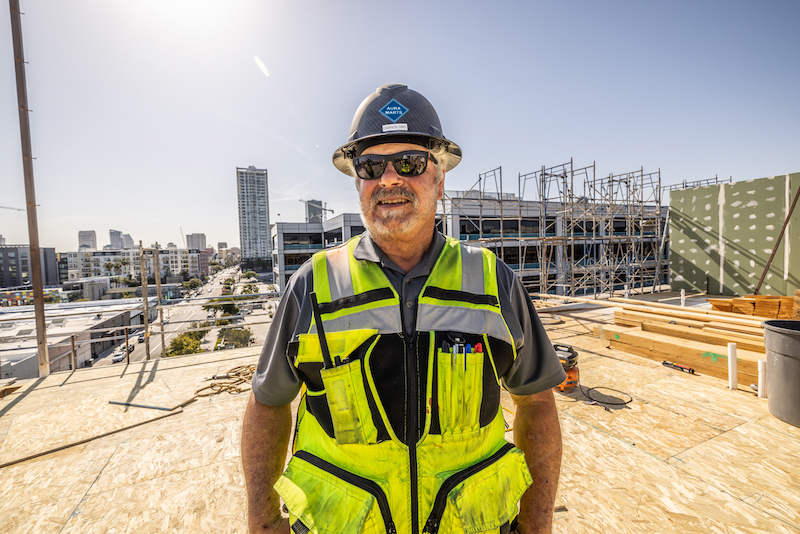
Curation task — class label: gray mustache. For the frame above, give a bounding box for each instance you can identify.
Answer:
[370,188,416,209]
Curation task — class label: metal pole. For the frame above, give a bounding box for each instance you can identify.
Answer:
[139,242,151,360]
[153,243,166,357]
[70,335,76,371]
[9,0,49,377]
[124,326,130,364]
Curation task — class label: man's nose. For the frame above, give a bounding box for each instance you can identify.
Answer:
[377,162,403,186]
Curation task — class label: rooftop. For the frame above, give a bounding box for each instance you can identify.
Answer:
[1,300,798,533]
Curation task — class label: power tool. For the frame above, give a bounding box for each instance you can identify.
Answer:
[554,344,579,392]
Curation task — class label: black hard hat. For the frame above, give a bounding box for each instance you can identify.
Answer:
[332,84,462,177]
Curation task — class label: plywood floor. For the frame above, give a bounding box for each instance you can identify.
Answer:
[1,310,798,533]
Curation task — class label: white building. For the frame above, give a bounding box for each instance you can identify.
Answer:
[64,248,202,281]
[109,229,122,250]
[237,166,271,260]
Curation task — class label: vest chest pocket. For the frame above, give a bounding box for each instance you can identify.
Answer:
[296,330,381,445]
[275,451,396,534]
[437,349,484,434]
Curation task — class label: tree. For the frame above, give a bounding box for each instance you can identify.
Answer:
[104,262,114,275]
[241,283,259,294]
[242,270,258,280]
[166,333,202,356]
[218,327,252,349]
[202,299,239,317]
[182,278,203,290]
[211,265,223,274]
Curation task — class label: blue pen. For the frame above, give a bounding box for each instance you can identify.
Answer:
[464,344,471,370]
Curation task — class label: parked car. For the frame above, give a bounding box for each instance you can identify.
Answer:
[111,351,127,363]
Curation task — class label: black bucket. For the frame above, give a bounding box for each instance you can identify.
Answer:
[763,320,800,428]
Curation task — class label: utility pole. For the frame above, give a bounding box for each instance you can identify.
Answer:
[139,242,151,360]
[10,0,48,377]
[153,243,166,357]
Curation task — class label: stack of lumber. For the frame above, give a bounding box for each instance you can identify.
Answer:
[594,298,767,387]
[708,294,798,319]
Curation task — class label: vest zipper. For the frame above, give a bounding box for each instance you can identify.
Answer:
[406,334,420,534]
[293,450,397,534]
[421,442,516,534]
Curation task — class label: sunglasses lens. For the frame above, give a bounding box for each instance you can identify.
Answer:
[353,151,430,179]
[394,153,428,176]
[354,156,386,180]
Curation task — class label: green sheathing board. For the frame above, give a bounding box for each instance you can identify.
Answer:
[670,173,800,296]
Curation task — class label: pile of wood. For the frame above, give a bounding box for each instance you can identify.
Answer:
[708,291,800,319]
[594,300,767,387]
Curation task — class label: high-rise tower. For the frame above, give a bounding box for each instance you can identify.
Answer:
[236,166,271,261]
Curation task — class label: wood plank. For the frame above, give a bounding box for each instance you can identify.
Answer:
[704,321,764,336]
[607,297,772,321]
[702,327,764,344]
[795,290,800,319]
[531,293,767,327]
[731,298,756,315]
[640,323,765,353]
[614,310,707,329]
[592,325,760,386]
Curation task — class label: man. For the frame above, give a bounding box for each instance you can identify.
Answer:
[242,84,566,534]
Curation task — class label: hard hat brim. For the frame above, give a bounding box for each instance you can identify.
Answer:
[332,133,462,177]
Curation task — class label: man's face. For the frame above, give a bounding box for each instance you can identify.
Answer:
[356,142,444,242]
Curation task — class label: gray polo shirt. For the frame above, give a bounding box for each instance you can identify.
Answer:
[251,231,565,406]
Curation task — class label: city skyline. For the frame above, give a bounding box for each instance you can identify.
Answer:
[2,1,799,252]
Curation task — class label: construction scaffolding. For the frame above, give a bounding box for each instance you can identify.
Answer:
[440,159,667,298]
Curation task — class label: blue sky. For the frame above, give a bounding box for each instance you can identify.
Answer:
[1,0,798,252]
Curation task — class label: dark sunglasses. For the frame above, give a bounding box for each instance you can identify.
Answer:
[353,150,437,180]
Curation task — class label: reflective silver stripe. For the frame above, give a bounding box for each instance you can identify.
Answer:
[460,244,485,295]
[417,304,514,346]
[310,306,402,335]
[324,245,354,302]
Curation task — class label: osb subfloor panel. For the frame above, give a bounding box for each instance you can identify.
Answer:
[1,312,799,533]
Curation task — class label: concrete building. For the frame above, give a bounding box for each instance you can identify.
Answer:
[109,229,123,250]
[271,213,365,291]
[218,242,227,250]
[78,230,97,250]
[670,172,800,296]
[237,166,271,262]
[63,248,204,283]
[271,184,668,296]
[0,235,5,245]
[0,245,60,289]
[187,233,207,251]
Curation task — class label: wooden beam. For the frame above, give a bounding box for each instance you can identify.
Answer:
[640,323,765,353]
[592,325,759,386]
[607,297,771,321]
[614,309,707,329]
[703,321,764,337]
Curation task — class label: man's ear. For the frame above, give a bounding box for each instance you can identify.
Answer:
[437,171,445,200]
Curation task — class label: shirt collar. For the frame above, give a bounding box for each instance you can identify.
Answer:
[353,230,446,275]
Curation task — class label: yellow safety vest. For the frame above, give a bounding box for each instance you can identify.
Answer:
[275,236,532,534]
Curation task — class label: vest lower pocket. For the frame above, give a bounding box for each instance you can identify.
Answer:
[437,349,484,434]
[275,450,396,534]
[423,442,532,534]
[320,359,377,445]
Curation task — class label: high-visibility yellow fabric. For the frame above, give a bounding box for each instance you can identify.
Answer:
[275,236,531,534]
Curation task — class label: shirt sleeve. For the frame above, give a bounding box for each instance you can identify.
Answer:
[250,262,313,406]
[496,263,567,396]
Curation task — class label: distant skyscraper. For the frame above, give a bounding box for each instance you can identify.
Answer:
[218,242,227,250]
[237,166,271,260]
[121,233,134,249]
[78,230,97,250]
[109,229,122,249]
[0,235,5,245]
[186,233,207,251]
[305,199,326,223]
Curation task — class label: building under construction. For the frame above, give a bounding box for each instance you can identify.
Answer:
[439,160,669,297]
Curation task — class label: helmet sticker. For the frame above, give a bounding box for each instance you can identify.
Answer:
[379,99,408,123]
[382,123,408,132]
